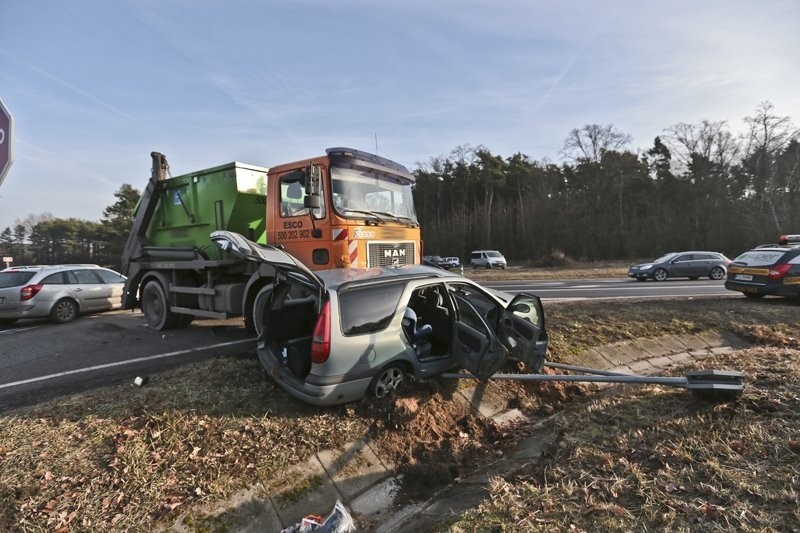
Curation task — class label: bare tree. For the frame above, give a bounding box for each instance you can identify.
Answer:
[561,124,632,163]
[741,101,800,231]
[662,120,740,174]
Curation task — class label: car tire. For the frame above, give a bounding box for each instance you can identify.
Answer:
[50,298,78,323]
[370,364,407,399]
[653,268,668,282]
[141,280,180,330]
[709,267,725,280]
[635,276,647,281]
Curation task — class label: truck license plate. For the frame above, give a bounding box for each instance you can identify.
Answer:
[735,274,753,281]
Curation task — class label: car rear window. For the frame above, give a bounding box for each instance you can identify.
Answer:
[733,250,786,266]
[0,272,36,288]
[338,282,404,335]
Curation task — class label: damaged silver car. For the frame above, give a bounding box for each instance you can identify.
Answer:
[211,231,548,406]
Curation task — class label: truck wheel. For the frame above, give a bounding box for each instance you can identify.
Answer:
[251,285,273,338]
[141,281,179,330]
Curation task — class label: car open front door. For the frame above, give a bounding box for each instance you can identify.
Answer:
[450,293,509,380]
[498,293,547,372]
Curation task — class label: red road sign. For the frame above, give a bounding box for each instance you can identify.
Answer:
[0,97,14,187]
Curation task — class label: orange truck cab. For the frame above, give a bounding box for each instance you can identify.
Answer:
[267,147,421,269]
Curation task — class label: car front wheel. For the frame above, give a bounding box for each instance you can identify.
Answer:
[653,268,668,282]
[709,267,725,280]
[370,364,406,398]
[50,298,78,323]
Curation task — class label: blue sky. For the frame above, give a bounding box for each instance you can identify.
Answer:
[1,0,799,232]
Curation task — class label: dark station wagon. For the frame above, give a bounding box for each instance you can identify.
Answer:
[725,235,800,299]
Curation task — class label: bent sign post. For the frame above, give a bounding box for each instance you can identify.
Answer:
[0,97,14,187]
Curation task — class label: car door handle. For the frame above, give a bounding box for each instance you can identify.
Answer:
[74,288,83,292]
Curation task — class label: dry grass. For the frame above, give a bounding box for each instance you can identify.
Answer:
[1,297,799,531]
[462,264,629,282]
[449,348,800,531]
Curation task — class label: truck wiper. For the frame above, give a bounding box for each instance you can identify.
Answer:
[343,209,385,223]
[371,211,419,227]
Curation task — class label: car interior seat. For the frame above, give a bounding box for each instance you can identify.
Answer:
[402,307,432,359]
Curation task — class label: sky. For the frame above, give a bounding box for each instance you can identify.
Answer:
[1,0,799,232]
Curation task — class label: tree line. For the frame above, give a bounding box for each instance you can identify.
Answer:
[1,101,798,268]
[0,184,140,269]
[413,101,800,263]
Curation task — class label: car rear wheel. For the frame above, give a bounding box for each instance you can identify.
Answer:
[50,298,78,323]
[141,280,180,330]
[653,268,668,282]
[370,364,406,399]
[709,267,725,280]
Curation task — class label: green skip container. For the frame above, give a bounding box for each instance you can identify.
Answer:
[146,161,269,260]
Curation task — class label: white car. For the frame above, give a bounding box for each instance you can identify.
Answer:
[0,264,126,325]
[469,250,507,269]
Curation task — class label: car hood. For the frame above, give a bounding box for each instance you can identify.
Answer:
[210,231,325,291]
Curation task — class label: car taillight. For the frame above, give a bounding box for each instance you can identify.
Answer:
[311,300,331,364]
[20,284,43,301]
[768,264,792,279]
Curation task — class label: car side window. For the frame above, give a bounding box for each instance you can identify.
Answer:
[73,270,103,284]
[448,283,500,328]
[41,272,67,285]
[95,270,125,284]
[338,282,404,336]
[675,254,692,262]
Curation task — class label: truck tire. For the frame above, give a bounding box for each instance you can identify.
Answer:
[251,285,273,338]
[141,280,181,330]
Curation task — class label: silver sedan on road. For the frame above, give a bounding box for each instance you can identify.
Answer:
[0,264,126,325]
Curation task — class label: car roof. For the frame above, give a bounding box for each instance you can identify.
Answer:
[2,264,103,272]
[316,264,458,290]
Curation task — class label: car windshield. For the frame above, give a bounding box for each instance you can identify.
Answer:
[653,253,678,263]
[487,251,503,258]
[733,250,786,266]
[0,271,36,288]
[330,166,418,223]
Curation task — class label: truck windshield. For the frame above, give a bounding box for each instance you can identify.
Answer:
[330,166,418,225]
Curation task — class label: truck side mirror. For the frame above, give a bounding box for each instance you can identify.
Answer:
[304,195,321,209]
[305,164,321,196]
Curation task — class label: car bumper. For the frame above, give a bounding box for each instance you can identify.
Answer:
[257,342,372,406]
[0,303,41,319]
[725,279,800,298]
[628,270,650,278]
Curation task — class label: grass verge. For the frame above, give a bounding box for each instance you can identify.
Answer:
[1,297,798,531]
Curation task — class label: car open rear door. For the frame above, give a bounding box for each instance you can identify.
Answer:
[450,293,509,380]
[498,293,547,372]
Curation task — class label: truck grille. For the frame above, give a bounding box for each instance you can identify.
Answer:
[367,242,416,268]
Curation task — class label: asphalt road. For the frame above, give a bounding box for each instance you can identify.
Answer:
[0,310,256,411]
[0,277,736,411]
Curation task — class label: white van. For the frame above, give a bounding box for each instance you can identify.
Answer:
[470,250,507,269]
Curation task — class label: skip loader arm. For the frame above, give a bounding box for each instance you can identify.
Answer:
[120,152,169,309]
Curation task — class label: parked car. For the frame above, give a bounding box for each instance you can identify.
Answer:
[0,264,126,325]
[725,234,800,299]
[422,255,448,269]
[442,257,461,269]
[470,250,507,269]
[211,231,547,406]
[627,252,731,281]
